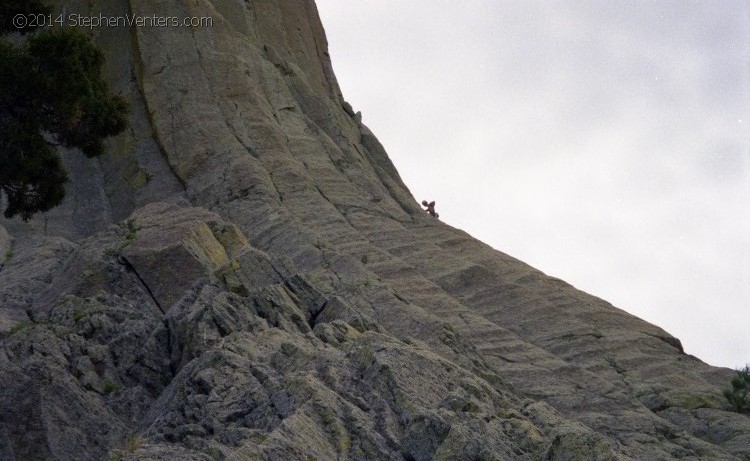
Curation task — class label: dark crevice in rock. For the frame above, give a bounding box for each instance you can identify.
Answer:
[309,299,329,327]
[128,18,187,193]
[118,255,165,315]
[283,273,328,323]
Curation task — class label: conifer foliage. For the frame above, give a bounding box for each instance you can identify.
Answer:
[0,0,128,220]
[723,365,750,413]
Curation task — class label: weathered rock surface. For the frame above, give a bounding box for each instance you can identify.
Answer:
[1,0,748,460]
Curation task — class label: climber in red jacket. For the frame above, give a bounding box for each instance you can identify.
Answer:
[421,200,439,218]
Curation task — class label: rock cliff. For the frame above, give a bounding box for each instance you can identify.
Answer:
[1,1,748,460]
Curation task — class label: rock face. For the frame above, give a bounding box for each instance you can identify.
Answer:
[1,1,748,460]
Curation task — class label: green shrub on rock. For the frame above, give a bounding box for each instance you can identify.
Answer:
[722,365,750,413]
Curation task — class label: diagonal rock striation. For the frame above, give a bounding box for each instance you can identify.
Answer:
[1,0,748,460]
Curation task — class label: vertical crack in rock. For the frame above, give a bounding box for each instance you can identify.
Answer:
[118,255,165,315]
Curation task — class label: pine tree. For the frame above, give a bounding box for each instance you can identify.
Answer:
[722,365,750,413]
[0,1,128,220]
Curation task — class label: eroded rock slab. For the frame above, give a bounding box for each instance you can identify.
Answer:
[121,202,250,310]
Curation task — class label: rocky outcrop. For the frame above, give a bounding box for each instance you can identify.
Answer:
[0,0,748,460]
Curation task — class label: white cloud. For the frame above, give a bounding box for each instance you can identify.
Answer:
[317,0,750,368]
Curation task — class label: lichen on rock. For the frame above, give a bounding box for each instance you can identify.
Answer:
[0,0,748,460]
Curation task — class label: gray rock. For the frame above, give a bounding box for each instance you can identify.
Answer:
[119,202,245,311]
[0,0,747,460]
[0,225,10,259]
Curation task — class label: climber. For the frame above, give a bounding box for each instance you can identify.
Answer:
[421,200,439,218]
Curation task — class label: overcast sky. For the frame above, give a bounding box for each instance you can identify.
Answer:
[316,1,749,369]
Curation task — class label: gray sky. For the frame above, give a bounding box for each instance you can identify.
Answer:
[316,0,749,369]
